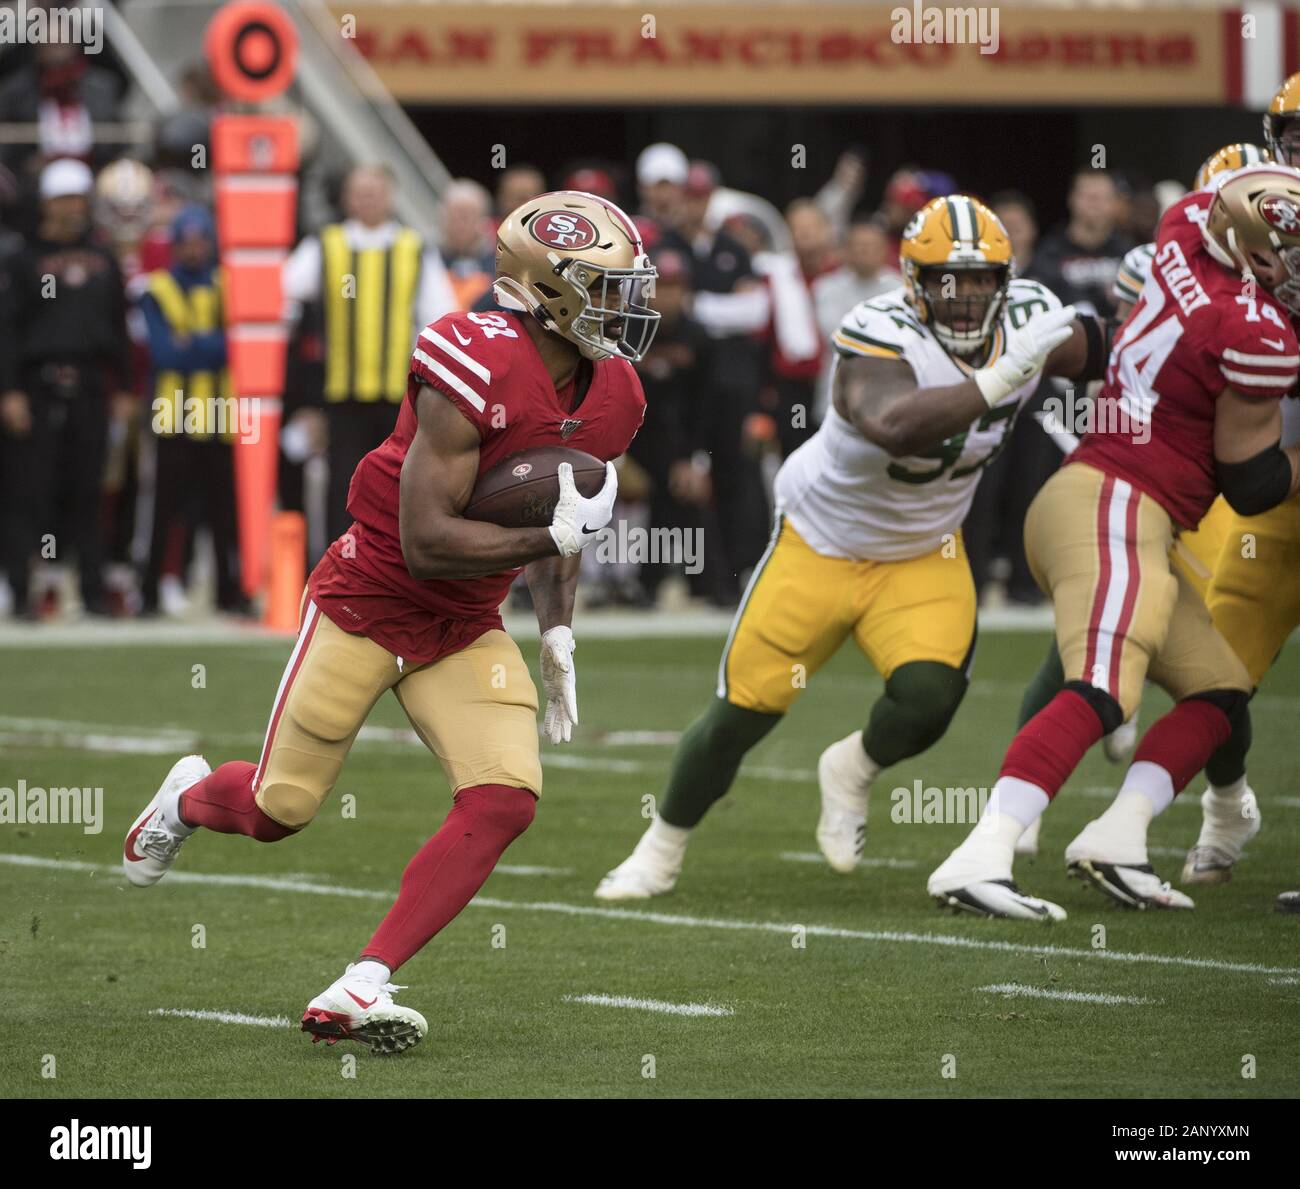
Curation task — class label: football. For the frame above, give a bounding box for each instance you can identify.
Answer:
[462,446,606,528]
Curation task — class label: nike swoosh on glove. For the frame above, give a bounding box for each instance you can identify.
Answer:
[550,461,618,557]
[540,625,578,744]
[974,304,1077,406]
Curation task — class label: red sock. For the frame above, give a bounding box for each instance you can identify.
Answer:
[362,784,537,972]
[1131,699,1232,795]
[999,689,1106,799]
[180,761,296,842]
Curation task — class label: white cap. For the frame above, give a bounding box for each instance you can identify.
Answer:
[41,157,94,201]
[636,142,689,187]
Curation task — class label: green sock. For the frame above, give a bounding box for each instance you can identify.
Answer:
[659,697,781,828]
[1018,639,1065,729]
[862,661,968,769]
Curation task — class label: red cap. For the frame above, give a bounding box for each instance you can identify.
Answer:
[564,167,617,200]
[684,161,719,197]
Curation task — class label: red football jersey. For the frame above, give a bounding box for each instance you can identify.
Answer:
[1071,192,1299,528]
[308,310,646,663]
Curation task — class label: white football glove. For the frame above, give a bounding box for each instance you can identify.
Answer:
[539,625,578,744]
[549,461,617,557]
[974,304,1077,407]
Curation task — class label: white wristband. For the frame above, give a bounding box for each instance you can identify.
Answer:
[973,365,1013,409]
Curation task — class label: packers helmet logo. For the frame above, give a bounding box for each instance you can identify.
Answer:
[512,463,534,479]
[530,210,599,250]
[1260,194,1300,233]
[901,210,926,240]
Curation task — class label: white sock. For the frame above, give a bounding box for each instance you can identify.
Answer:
[841,732,882,782]
[351,959,391,984]
[160,787,196,836]
[1115,760,1175,817]
[1207,774,1247,805]
[634,817,690,866]
[982,776,1049,829]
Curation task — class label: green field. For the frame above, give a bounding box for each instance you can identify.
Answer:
[2,628,1298,1098]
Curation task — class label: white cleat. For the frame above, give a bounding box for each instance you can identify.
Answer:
[815,734,872,874]
[1182,786,1260,885]
[1014,815,1041,858]
[1065,819,1193,909]
[301,964,428,1055]
[1102,715,1139,764]
[123,755,209,887]
[927,849,1065,921]
[594,852,679,901]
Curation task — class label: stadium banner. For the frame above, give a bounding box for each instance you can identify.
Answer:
[331,2,1290,106]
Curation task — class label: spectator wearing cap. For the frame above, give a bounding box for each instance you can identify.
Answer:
[635,142,689,246]
[282,163,456,543]
[628,247,730,605]
[657,160,770,592]
[136,203,245,616]
[0,158,133,617]
[563,166,618,203]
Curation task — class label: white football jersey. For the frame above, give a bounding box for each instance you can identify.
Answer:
[774,279,1064,562]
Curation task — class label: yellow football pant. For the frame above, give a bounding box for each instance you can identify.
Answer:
[717,517,977,715]
[1206,492,1300,687]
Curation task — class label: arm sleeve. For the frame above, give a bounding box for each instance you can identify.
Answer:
[139,292,190,371]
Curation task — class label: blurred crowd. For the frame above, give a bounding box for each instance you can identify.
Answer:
[0,38,1175,621]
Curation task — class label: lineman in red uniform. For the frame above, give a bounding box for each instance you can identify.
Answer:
[929,165,1300,919]
[122,192,659,1052]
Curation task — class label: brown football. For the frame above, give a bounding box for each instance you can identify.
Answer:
[463,446,607,528]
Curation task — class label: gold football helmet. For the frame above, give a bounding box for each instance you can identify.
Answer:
[1264,74,1300,167]
[1194,143,1271,190]
[494,190,659,362]
[899,194,1013,356]
[1202,163,1300,314]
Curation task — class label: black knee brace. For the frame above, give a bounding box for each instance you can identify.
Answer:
[1063,679,1124,734]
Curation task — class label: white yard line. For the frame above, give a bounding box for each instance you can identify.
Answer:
[151,1007,293,1028]
[7,853,1298,979]
[563,993,733,1018]
[779,851,919,869]
[978,983,1159,1006]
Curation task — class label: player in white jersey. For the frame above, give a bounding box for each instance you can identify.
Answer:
[595,195,1108,902]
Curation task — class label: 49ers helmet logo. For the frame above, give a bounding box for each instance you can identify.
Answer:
[1260,193,1300,233]
[530,210,599,250]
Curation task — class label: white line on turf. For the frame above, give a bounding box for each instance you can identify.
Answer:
[563,993,734,1017]
[779,851,919,869]
[8,853,1298,978]
[152,1008,293,1027]
[978,983,1159,1006]
[4,718,1299,806]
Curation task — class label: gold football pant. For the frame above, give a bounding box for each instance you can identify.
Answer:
[253,600,542,829]
[717,516,977,715]
[1205,492,1300,687]
[1025,463,1250,720]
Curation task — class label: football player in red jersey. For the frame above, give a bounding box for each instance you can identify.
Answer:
[929,164,1300,920]
[121,192,658,1052]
